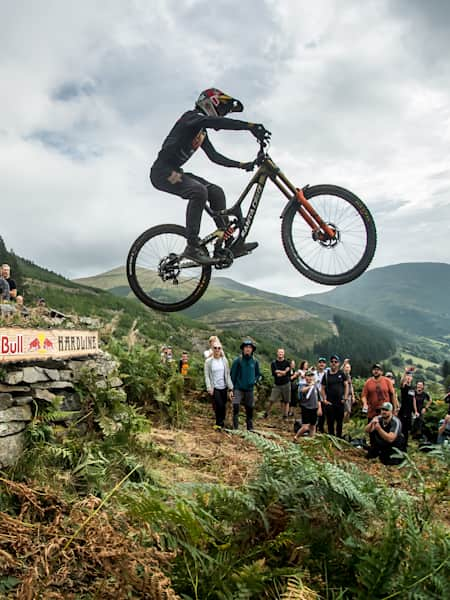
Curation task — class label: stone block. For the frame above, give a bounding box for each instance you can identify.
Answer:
[5,371,24,385]
[0,393,13,410]
[0,421,26,437]
[32,388,56,403]
[59,370,74,381]
[0,385,31,393]
[14,396,33,406]
[43,368,60,381]
[23,366,49,384]
[0,405,32,422]
[31,381,74,390]
[0,431,26,467]
[60,393,82,412]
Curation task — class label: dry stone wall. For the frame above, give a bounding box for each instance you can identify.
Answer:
[0,352,123,467]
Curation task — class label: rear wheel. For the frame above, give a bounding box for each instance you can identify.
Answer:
[126,224,211,312]
[281,185,376,285]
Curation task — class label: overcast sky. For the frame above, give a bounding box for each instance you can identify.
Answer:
[1,0,450,297]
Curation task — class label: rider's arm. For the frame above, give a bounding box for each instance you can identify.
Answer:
[194,113,254,132]
[201,135,242,168]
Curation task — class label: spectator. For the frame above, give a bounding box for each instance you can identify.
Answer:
[0,275,10,301]
[315,357,328,433]
[413,380,432,416]
[1,264,16,299]
[297,360,309,406]
[289,360,299,418]
[294,369,322,440]
[412,380,432,441]
[230,339,261,431]
[437,413,450,444]
[443,386,450,406]
[204,335,223,359]
[178,351,190,376]
[15,295,29,316]
[342,361,354,417]
[160,345,173,364]
[398,370,415,449]
[385,371,399,413]
[204,342,233,429]
[321,354,348,438]
[361,363,397,421]
[264,348,291,419]
[365,402,405,465]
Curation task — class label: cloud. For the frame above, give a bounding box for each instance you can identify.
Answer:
[0,0,449,299]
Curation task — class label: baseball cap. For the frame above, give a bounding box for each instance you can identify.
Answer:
[305,370,315,376]
[318,357,327,363]
[381,402,393,411]
[330,354,340,361]
[372,363,382,370]
[385,372,394,378]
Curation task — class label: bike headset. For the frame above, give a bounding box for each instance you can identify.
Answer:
[196,88,244,117]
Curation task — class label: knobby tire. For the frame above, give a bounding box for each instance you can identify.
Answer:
[126,224,212,312]
[281,184,376,285]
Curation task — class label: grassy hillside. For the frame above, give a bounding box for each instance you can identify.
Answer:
[304,262,450,340]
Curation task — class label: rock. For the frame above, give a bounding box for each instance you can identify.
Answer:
[22,366,49,384]
[43,368,60,381]
[0,393,13,410]
[0,431,26,467]
[14,396,33,406]
[31,381,74,390]
[5,371,24,385]
[0,405,32,422]
[60,393,82,412]
[58,370,74,381]
[0,421,27,436]
[109,376,123,388]
[32,389,56,403]
[0,385,31,393]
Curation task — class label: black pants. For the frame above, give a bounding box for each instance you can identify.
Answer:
[212,387,228,428]
[233,389,255,431]
[398,413,412,448]
[325,403,345,438]
[150,167,228,244]
[317,401,325,433]
[368,432,405,465]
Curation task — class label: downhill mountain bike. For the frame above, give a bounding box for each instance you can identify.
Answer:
[127,140,377,312]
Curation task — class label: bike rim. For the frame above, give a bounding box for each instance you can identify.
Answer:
[130,230,209,309]
[291,192,371,278]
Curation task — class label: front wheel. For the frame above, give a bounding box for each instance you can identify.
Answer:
[126,224,211,312]
[281,185,376,285]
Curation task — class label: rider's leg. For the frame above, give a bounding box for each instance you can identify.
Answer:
[150,169,212,263]
[186,174,259,258]
[184,174,228,229]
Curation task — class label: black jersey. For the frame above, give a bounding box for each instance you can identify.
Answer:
[153,110,251,170]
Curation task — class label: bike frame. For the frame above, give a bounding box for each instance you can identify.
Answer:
[202,151,336,248]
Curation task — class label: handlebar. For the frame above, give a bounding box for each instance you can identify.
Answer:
[255,140,268,166]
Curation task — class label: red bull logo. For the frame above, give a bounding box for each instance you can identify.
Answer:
[1,334,24,354]
[44,338,53,349]
[27,334,53,353]
[28,337,41,351]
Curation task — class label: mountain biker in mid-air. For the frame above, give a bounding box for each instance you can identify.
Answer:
[150,88,271,264]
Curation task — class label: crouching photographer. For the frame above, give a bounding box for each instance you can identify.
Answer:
[365,402,405,465]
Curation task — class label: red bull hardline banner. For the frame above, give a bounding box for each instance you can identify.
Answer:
[0,328,99,363]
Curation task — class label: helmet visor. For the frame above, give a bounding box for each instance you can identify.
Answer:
[215,94,244,116]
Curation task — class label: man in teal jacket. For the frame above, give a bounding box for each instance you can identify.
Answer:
[230,339,261,430]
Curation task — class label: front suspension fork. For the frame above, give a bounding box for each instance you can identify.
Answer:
[295,187,336,241]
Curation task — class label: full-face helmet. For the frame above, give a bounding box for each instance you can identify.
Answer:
[196,88,243,117]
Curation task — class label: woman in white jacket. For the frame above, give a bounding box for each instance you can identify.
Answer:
[204,342,233,429]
